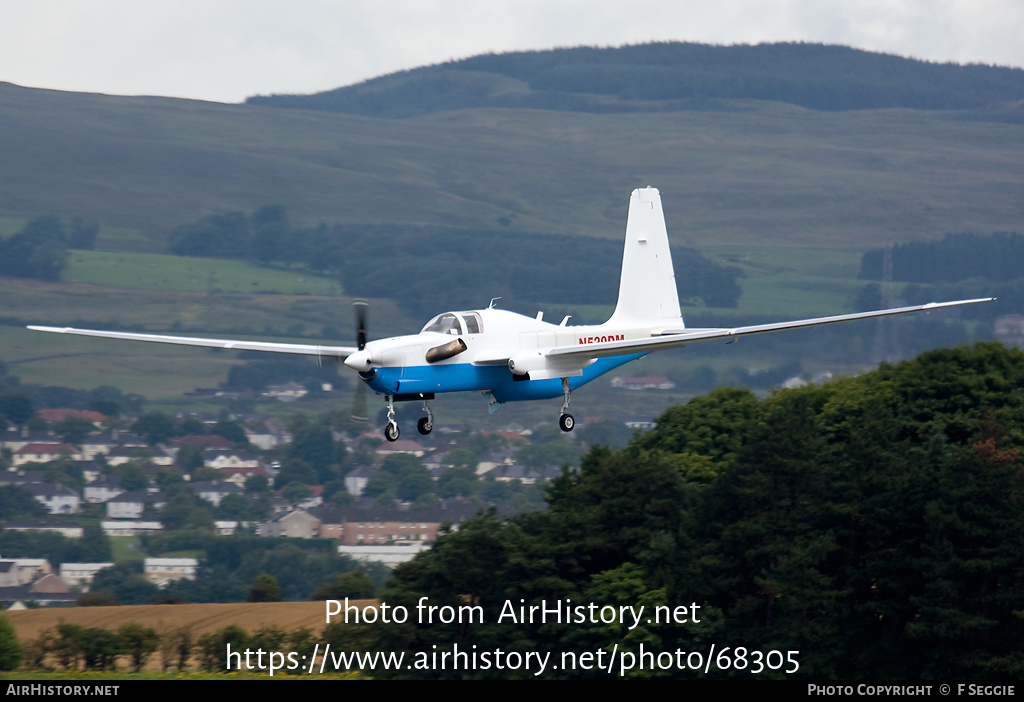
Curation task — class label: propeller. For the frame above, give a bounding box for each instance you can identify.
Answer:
[355,298,368,351]
[350,299,370,423]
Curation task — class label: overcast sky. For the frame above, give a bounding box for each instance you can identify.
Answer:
[3,0,1023,103]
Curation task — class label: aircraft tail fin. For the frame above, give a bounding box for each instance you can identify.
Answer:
[606,187,684,329]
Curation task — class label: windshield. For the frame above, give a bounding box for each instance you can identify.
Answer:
[422,313,462,335]
[421,311,484,335]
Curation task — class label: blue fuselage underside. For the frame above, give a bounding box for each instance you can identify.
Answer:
[365,354,645,403]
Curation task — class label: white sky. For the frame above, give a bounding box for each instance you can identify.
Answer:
[2,0,1023,103]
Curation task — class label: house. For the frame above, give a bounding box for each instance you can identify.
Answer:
[22,483,80,514]
[1,520,84,538]
[59,562,115,591]
[611,375,676,390]
[12,443,79,466]
[0,470,45,487]
[344,465,375,497]
[83,475,124,504]
[105,446,173,466]
[105,491,166,519]
[476,449,519,476]
[0,559,54,587]
[100,520,163,536]
[217,465,271,488]
[80,431,147,461]
[0,428,56,455]
[259,509,320,538]
[172,434,234,451]
[264,381,307,402]
[337,543,430,567]
[192,480,244,506]
[245,421,289,450]
[202,448,260,470]
[37,409,106,426]
[144,558,198,587]
[327,508,445,546]
[374,439,427,458]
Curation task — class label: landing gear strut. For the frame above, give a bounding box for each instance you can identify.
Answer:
[559,377,575,432]
[381,393,436,441]
[417,399,433,435]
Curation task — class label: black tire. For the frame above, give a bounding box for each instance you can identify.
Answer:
[417,417,433,435]
[559,413,575,432]
[384,422,400,442]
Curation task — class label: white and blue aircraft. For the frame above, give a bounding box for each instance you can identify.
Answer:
[30,188,992,441]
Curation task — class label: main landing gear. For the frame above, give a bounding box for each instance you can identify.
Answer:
[417,398,433,436]
[559,377,575,432]
[382,395,434,442]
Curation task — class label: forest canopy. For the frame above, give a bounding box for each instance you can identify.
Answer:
[352,343,1024,679]
[167,206,742,314]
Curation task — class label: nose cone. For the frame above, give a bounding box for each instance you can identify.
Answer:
[344,350,372,372]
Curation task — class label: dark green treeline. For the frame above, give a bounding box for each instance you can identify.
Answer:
[349,342,1024,679]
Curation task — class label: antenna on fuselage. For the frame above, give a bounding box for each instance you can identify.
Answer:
[488,297,501,309]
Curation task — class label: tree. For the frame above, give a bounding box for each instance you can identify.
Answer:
[55,415,95,445]
[158,625,193,672]
[0,614,23,671]
[74,523,112,564]
[132,412,176,444]
[248,573,282,602]
[0,392,34,426]
[334,571,375,599]
[118,621,159,672]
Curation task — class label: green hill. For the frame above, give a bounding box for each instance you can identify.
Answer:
[248,42,1024,117]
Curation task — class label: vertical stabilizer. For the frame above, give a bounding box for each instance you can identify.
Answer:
[606,188,684,328]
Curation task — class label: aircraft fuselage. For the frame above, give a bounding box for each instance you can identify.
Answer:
[357,307,646,403]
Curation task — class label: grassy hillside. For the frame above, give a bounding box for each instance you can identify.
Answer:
[250,42,1024,116]
[1,82,1022,246]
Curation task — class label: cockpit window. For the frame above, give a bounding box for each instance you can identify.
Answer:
[422,313,462,335]
[462,312,483,334]
[421,311,484,335]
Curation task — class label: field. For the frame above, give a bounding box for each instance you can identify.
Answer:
[6,601,347,642]
[4,601,373,676]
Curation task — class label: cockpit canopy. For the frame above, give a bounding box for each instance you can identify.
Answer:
[421,311,483,335]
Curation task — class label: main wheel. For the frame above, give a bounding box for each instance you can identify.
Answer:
[384,422,400,442]
[417,417,433,435]
[559,413,575,432]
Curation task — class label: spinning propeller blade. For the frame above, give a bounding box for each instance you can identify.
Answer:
[351,299,370,422]
[354,298,368,351]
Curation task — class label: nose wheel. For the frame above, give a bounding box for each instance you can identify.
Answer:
[382,395,434,441]
[383,395,400,442]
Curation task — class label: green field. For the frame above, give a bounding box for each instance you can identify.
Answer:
[65,251,343,296]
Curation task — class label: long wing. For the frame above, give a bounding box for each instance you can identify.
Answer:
[27,326,358,358]
[546,298,995,362]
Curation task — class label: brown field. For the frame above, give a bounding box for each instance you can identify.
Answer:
[7,600,374,642]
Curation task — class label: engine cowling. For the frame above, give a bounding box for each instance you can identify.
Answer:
[508,351,545,376]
